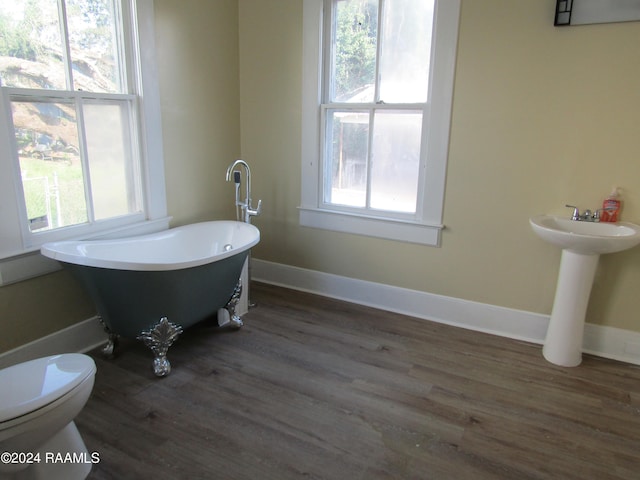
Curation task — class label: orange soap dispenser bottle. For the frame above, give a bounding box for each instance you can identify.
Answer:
[600,187,621,223]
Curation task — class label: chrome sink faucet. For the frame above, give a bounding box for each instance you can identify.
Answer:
[226,159,262,223]
[565,204,607,222]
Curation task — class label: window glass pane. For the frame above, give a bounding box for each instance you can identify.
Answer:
[12,100,88,231]
[84,101,140,219]
[66,0,123,93]
[332,0,378,102]
[370,110,422,213]
[325,109,369,207]
[379,0,434,103]
[0,0,67,90]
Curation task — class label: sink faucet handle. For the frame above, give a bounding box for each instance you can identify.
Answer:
[565,204,580,220]
[593,207,615,221]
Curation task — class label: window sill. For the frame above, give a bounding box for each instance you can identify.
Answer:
[299,207,443,246]
[0,216,172,286]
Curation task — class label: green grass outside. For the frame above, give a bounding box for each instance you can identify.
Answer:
[19,155,87,231]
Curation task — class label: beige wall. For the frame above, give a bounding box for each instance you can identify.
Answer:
[155,0,241,226]
[240,0,640,331]
[2,0,640,354]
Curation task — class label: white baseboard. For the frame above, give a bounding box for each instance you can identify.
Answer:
[252,259,640,367]
[0,317,107,369]
[583,323,640,365]
[3,259,639,369]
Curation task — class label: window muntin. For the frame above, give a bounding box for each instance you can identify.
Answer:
[1,0,142,240]
[322,0,435,218]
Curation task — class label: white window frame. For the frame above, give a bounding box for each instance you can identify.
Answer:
[299,0,460,246]
[0,0,169,285]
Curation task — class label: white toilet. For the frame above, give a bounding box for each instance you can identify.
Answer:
[0,354,96,480]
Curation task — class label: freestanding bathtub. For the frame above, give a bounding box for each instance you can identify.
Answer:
[41,221,260,376]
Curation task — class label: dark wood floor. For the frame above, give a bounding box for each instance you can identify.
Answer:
[76,282,640,480]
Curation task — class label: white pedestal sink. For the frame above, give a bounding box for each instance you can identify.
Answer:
[530,215,640,367]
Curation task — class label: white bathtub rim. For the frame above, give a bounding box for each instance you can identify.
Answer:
[40,221,259,271]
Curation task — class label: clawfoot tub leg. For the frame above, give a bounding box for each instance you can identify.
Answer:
[137,317,184,377]
[98,316,120,358]
[103,333,120,358]
[220,279,243,329]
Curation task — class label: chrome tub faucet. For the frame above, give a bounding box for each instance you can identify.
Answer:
[226,159,262,223]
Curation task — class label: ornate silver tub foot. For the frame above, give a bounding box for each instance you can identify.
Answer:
[220,279,243,329]
[137,317,183,377]
[98,316,120,358]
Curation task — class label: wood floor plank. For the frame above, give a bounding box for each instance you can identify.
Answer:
[76,282,640,479]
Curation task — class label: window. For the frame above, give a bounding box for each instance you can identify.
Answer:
[300,0,460,246]
[0,0,168,281]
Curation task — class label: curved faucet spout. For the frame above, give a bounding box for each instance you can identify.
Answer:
[226,159,250,183]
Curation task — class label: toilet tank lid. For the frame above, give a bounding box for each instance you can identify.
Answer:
[0,354,96,422]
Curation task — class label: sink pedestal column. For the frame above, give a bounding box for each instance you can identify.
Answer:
[543,250,599,367]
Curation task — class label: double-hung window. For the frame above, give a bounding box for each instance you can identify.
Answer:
[300,0,460,246]
[0,0,167,282]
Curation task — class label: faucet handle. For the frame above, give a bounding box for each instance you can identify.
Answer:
[565,204,579,220]
[247,199,262,217]
[593,207,615,221]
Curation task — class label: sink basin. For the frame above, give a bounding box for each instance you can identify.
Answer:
[530,215,640,255]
